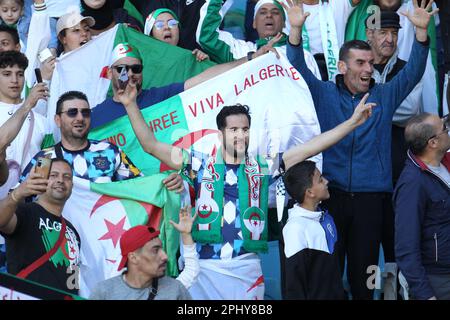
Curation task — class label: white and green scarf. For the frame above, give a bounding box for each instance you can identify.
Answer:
[192,146,269,253]
[302,0,339,80]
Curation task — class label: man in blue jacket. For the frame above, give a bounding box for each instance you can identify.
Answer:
[393,113,450,300]
[283,0,438,299]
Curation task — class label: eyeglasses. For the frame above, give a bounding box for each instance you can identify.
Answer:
[154,19,179,30]
[428,114,449,141]
[58,108,91,118]
[112,64,143,74]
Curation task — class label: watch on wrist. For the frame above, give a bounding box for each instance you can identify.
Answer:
[247,51,255,61]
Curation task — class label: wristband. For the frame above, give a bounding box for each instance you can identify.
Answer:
[247,51,255,61]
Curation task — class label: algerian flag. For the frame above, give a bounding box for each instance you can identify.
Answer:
[88,51,323,178]
[345,0,440,114]
[62,174,180,298]
[47,23,215,141]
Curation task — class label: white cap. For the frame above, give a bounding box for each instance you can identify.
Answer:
[56,11,95,35]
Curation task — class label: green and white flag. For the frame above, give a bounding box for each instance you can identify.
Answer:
[62,174,180,298]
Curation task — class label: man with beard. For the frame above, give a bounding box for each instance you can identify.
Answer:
[196,0,321,77]
[116,81,272,299]
[394,113,450,300]
[20,91,145,184]
[0,159,81,295]
[285,0,437,299]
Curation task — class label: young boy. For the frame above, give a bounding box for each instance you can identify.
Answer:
[281,93,375,300]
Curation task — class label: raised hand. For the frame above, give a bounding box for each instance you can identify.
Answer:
[169,205,197,235]
[117,80,138,108]
[350,93,376,127]
[23,82,49,110]
[192,49,209,62]
[14,171,48,199]
[400,0,439,30]
[280,0,310,29]
[254,32,283,59]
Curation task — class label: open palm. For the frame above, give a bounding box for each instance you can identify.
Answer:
[280,0,310,28]
[401,0,439,30]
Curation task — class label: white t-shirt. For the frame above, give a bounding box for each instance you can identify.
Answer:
[44,0,81,18]
[0,102,49,198]
[303,0,355,55]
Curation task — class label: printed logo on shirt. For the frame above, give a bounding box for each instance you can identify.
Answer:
[186,0,195,5]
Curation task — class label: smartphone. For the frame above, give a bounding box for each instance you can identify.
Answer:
[117,66,129,90]
[34,157,52,179]
[35,68,43,83]
[38,48,53,63]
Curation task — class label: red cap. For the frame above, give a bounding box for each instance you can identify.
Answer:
[117,225,160,271]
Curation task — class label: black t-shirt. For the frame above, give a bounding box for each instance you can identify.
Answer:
[1,203,81,295]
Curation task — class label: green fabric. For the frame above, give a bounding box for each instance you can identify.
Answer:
[255,33,287,49]
[40,134,55,150]
[124,0,144,26]
[198,0,244,63]
[152,8,180,22]
[192,150,269,253]
[91,173,181,277]
[108,24,215,97]
[89,95,189,176]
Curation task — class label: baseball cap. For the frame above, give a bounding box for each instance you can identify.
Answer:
[110,42,142,66]
[56,11,96,35]
[366,11,402,30]
[117,226,160,271]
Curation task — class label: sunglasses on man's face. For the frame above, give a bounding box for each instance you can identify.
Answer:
[112,64,143,74]
[58,108,91,118]
[154,19,179,30]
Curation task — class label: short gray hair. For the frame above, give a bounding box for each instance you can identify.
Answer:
[404,113,435,156]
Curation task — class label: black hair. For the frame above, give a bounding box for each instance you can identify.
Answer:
[0,0,24,6]
[339,40,372,62]
[282,160,317,204]
[50,158,72,173]
[56,90,89,114]
[0,24,19,45]
[404,113,435,156]
[0,50,27,69]
[373,0,402,11]
[56,29,66,56]
[216,104,251,131]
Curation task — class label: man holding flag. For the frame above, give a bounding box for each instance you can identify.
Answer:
[90,41,281,129]
[117,72,272,299]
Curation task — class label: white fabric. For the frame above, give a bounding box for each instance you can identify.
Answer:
[397,1,439,115]
[283,204,330,258]
[188,253,264,299]
[176,243,200,289]
[41,0,80,18]
[302,0,355,54]
[371,50,423,126]
[48,25,118,141]
[0,103,49,199]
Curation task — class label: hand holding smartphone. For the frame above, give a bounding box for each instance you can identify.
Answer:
[35,68,43,83]
[34,157,51,179]
[118,66,129,90]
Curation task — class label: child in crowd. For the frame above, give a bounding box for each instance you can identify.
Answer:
[0,0,28,50]
[281,93,375,299]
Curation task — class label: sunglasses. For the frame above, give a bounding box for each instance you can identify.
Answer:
[112,64,143,74]
[428,114,450,141]
[154,19,179,30]
[58,108,91,118]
